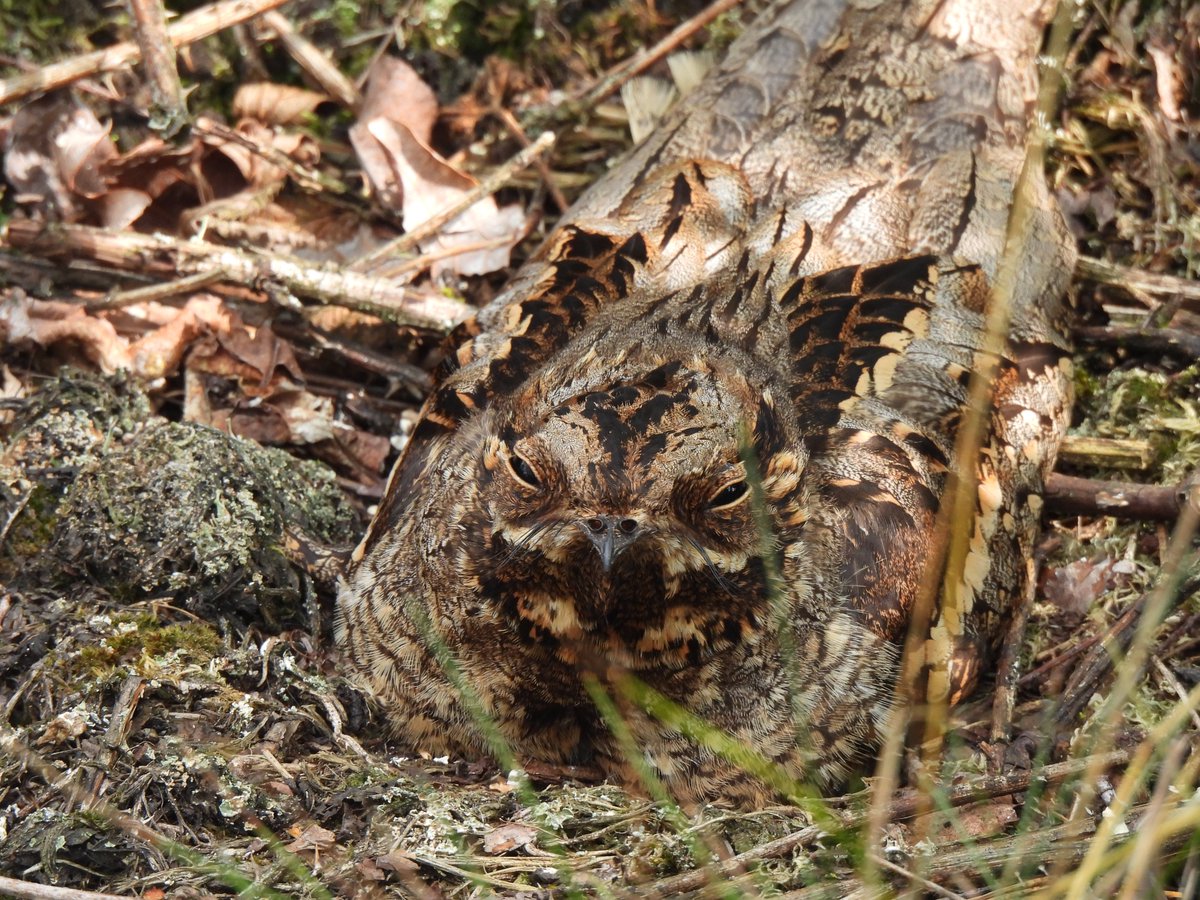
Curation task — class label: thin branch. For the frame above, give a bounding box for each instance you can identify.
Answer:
[3,219,469,331]
[1074,324,1200,363]
[260,10,361,111]
[1077,256,1200,306]
[127,0,187,136]
[568,0,744,110]
[0,0,290,106]
[1044,472,1194,521]
[350,130,557,272]
[0,876,130,900]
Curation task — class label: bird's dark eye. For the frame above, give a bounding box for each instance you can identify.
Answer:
[508,453,541,489]
[708,480,748,509]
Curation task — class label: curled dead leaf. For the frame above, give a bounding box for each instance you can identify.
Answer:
[349,56,526,278]
[233,82,331,125]
[482,822,539,855]
[285,823,337,853]
[35,707,89,746]
[4,93,117,220]
[1042,556,1116,618]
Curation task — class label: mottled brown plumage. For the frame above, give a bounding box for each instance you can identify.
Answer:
[336,0,1075,806]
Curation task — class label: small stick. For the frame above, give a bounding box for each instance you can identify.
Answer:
[495,106,570,213]
[127,0,187,136]
[4,219,469,331]
[350,130,556,272]
[1057,436,1155,471]
[1074,324,1200,363]
[569,0,744,110]
[1077,256,1200,307]
[191,118,354,197]
[1044,472,1192,521]
[0,0,290,106]
[260,10,360,111]
[87,269,226,310]
[867,852,965,900]
[0,876,130,900]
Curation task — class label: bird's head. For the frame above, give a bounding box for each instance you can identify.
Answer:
[473,356,807,670]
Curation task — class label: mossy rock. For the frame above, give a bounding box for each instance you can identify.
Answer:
[2,371,357,628]
[51,419,355,625]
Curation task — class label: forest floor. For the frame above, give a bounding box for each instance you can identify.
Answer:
[1,0,1199,897]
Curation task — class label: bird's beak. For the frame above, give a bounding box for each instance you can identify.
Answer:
[579,515,644,572]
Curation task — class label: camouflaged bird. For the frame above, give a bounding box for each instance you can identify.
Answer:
[336,0,1076,806]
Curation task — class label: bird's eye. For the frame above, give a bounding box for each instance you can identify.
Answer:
[708,480,748,509]
[508,453,541,489]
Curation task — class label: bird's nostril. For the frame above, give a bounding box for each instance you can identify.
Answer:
[619,518,639,534]
[585,517,605,534]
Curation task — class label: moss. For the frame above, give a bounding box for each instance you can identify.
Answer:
[1069,363,1200,478]
[2,369,151,473]
[0,0,103,71]
[72,613,222,678]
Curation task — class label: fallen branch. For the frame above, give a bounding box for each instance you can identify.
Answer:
[1074,324,1200,363]
[565,0,743,111]
[3,220,469,331]
[1045,472,1195,521]
[0,876,130,900]
[127,0,187,136]
[0,0,290,106]
[261,10,361,111]
[1057,435,1155,470]
[1077,256,1200,307]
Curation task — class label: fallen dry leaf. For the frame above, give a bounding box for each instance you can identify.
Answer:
[0,291,235,379]
[285,823,338,854]
[357,55,439,144]
[349,56,526,278]
[35,707,89,746]
[375,850,420,875]
[187,315,305,395]
[233,82,331,125]
[4,93,118,220]
[482,822,539,855]
[1042,555,1116,618]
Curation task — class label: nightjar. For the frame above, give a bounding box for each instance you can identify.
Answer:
[336,0,1075,806]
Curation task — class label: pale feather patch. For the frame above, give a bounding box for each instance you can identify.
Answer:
[621,77,678,143]
[666,50,716,94]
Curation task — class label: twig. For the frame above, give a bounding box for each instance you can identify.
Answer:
[868,852,965,900]
[127,0,187,136]
[260,10,361,111]
[0,876,130,900]
[1077,256,1200,307]
[350,130,557,272]
[1074,324,1200,363]
[1055,576,1200,730]
[1057,436,1155,471]
[86,270,226,311]
[568,0,744,110]
[0,0,290,106]
[3,220,469,331]
[191,118,354,197]
[1044,472,1194,521]
[494,106,570,214]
